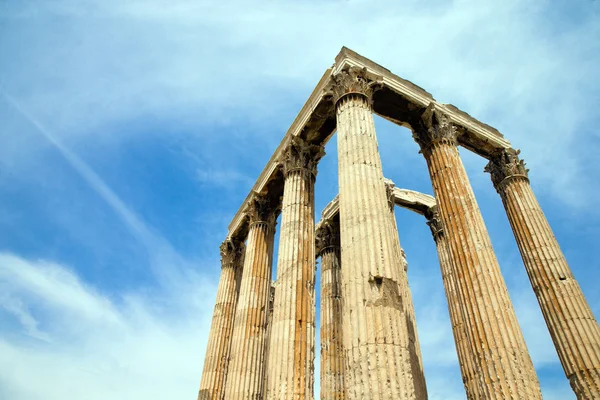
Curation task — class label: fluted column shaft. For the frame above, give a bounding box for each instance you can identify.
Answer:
[332,67,427,400]
[266,136,322,400]
[385,182,427,396]
[199,240,245,400]
[414,105,542,399]
[317,218,345,400]
[425,207,479,399]
[224,196,277,400]
[487,149,600,399]
[263,284,276,394]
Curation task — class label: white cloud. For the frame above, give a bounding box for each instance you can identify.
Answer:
[1,0,599,210]
[0,1,597,399]
[0,252,216,400]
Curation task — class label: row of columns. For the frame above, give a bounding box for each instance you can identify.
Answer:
[199,66,600,400]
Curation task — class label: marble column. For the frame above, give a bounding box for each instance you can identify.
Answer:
[263,283,276,394]
[384,182,427,396]
[413,103,542,399]
[199,239,245,400]
[266,136,323,400]
[330,66,427,400]
[224,194,278,400]
[486,148,600,399]
[424,206,479,399]
[316,217,345,400]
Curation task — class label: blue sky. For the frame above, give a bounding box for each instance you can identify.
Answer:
[0,0,599,399]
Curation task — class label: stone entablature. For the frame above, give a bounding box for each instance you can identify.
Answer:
[227,47,511,241]
[317,181,436,223]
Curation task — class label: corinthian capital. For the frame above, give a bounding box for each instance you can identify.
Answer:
[315,218,340,257]
[245,193,278,228]
[484,148,529,191]
[425,206,444,240]
[280,135,325,179]
[220,238,245,269]
[326,66,382,105]
[413,103,459,152]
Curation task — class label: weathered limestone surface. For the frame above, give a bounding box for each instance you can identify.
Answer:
[332,66,427,400]
[413,104,542,399]
[263,283,276,395]
[224,195,277,400]
[199,239,245,400]
[385,181,427,396]
[316,217,345,400]
[425,207,479,398]
[266,137,323,400]
[486,149,600,399]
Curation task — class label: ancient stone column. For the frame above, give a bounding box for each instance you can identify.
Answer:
[424,206,479,399]
[413,104,542,399]
[198,239,245,400]
[224,194,277,400]
[486,148,600,399]
[316,216,345,400]
[266,136,323,400]
[330,66,427,400]
[263,283,276,394]
[384,181,427,396]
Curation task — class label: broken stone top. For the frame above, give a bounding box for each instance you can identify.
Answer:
[280,135,325,178]
[384,179,396,211]
[244,192,279,227]
[220,239,245,269]
[425,205,444,240]
[413,103,460,152]
[315,218,340,257]
[485,148,530,191]
[326,66,383,105]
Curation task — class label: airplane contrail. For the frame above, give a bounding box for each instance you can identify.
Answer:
[0,89,187,284]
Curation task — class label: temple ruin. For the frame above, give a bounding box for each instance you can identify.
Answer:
[198,47,600,400]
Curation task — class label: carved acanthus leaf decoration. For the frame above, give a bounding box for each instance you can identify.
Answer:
[220,239,245,269]
[325,66,382,105]
[413,103,459,151]
[280,135,325,178]
[315,219,340,257]
[484,148,529,191]
[245,193,278,227]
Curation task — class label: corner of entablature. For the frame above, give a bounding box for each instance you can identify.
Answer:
[484,147,530,192]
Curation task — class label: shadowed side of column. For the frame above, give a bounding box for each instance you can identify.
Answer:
[425,206,481,399]
[224,195,277,400]
[317,216,345,400]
